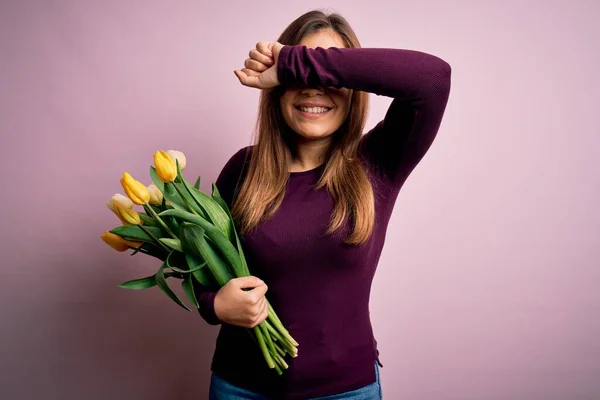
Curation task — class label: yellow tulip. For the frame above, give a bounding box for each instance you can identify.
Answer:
[120,172,150,205]
[114,202,141,225]
[166,150,186,170]
[106,193,134,213]
[147,183,163,205]
[154,150,177,182]
[101,231,143,252]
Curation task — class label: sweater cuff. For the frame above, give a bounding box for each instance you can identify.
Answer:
[277,44,295,86]
[196,290,222,326]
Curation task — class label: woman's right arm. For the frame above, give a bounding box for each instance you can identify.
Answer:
[193,276,269,328]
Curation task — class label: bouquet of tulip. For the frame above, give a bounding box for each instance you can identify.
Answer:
[101,150,298,375]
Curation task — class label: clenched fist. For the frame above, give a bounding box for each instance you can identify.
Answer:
[234,41,285,89]
[214,276,269,328]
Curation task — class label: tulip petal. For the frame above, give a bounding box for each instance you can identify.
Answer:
[150,166,165,192]
[154,150,177,183]
[121,172,150,205]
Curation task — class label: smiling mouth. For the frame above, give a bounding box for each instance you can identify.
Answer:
[294,105,333,115]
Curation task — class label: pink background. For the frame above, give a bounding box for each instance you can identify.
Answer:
[1,1,598,399]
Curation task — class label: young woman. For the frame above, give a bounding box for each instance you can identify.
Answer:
[198,9,451,400]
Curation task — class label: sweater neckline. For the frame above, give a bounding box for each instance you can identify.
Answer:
[288,163,325,177]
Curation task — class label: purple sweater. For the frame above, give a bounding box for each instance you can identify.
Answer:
[197,44,451,399]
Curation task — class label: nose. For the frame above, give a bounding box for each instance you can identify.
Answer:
[301,86,325,96]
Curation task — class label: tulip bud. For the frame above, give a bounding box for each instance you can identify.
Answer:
[114,202,141,225]
[166,150,187,170]
[101,231,143,252]
[154,150,177,183]
[154,150,177,182]
[120,172,150,205]
[147,183,163,205]
[106,193,134,213]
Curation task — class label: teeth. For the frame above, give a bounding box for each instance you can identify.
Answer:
[298,106,330,114]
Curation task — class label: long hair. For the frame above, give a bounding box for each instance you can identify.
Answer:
[232,9,375,246]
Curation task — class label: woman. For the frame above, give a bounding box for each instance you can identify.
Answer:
[198,9,451,400]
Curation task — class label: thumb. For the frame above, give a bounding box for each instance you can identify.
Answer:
[234,275,265,289]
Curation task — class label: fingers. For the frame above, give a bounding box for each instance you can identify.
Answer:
[242,68,260,77]
[245,283,268,305]
[244,58,269,73]
[235,41,280,89]
[256,41,274,58]
[248,298,269,328]
[258,299,269,323]
[233,275,265,289]
[249,48,273,67]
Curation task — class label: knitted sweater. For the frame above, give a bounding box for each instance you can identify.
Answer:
[196,44,451,399]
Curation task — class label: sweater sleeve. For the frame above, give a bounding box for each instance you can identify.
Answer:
[276,45,451,186]
[193,283,221,326]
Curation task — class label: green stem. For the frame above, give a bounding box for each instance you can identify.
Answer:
[253,326,275,369]
[145,204,177,238]
[138,224,171,252]
[266,321,296,355]
[259,322,278,362]
[170,182,199,216]
[275,353,289,369]
[274,341,286,357]
[266,303,298,348]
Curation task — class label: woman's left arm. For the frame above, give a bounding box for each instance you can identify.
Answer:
[276,45,452,186]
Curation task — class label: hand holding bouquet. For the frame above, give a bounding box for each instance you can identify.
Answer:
[101,150,298,375]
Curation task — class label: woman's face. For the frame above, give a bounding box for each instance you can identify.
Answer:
[279,30,353,143]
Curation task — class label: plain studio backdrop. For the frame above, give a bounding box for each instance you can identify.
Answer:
[0,1,598,399]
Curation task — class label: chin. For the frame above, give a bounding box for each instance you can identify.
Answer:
[295,129,333,139]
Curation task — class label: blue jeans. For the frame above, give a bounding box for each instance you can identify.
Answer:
[209,361,382,399]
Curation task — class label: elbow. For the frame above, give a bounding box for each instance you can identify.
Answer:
[432,58,452,101]
[436,57,452,95]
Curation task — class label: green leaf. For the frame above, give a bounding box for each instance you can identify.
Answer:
[165,249,181,269]
[211,182,222,199]
[160,238,182,252]
[138,213,158,226]
[163,215,180,237]
[182,274,199,308]
[118,275,157,290]
[168,263,206,274]
[110,225,165,242]
[175,160,232,242]
[179,222,235,286]
[210,187,250,276]
[155,262,191,312]
[150,166,165,192]
[159,209,243,276]
[132,242,168,261]
[211,192,237,247]
[162,181,190,212]
[118,271,178,290]
[164,250,207,274]
[194,176,201,190]
[173,182,210,218]
[185,253,214,287]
